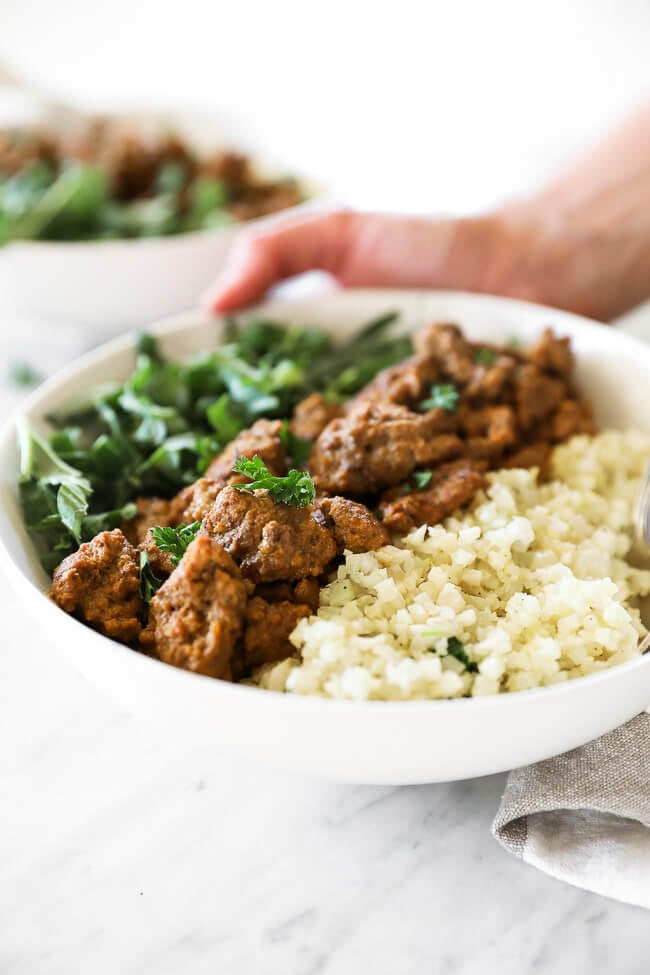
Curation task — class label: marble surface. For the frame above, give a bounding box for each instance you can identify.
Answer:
[2,306,650,975]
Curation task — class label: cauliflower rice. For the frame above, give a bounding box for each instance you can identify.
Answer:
[254,431,650,700]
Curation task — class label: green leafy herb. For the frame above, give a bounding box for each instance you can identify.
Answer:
[8,361,43,388]
[412,470,433,490]
[150,522,201,566]
[445,636,478,673]
[279,419,312,464]
[232,455,316,507]
[139,549,162,603]
[206,393,244,444]
[507,335,523,349]
[474,347,497,366]
[18,419,92,542]
[419,383,459,413]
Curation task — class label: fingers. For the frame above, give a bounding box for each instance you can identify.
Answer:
[203,210,356,312]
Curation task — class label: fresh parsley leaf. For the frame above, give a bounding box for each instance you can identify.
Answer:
[412,470,433,490]
[279,419,312,464]
[81,501,137,541]
[139,549,162,603]
[18,419,92,543]
[232,455,316,507]
[206,393,243,444]
[136,332,162,361]
[473,347,497,365]
[419,384,459,413]
[507,335,523,349]
[150,522,201,566]
[445,636,478,673]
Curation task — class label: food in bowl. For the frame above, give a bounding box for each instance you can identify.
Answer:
[0,119,305,243]
[17,314,650,698]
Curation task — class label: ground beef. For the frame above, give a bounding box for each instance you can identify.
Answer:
[202,486,337,583]
[351,355,440,409]
[51,529,142,644]
[527,328,575,378]
[463,354,519,401]
[317,496,390,553]
[0,129,57,175]
[98,132,158,200]
[414,322,476,384]
[202,151,249,186]
[379,462,486,533]
[243,597,312,669]
[140,535,247,679]
[253,578,321,613]
[310,400,464,495]
[502,442,552,473]
[460,405,518,460]
[290,394,344,441]
[170,477,224,525]
[227,183,303,222]
[205,419,288,484]
[123,497,174,546]
[515,366,566,429]
[549,399,596,441]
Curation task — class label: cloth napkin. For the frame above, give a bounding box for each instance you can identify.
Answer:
[492,712,650,908]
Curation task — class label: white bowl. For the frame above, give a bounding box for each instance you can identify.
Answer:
[0,108,326,329]
[1,289,649,785]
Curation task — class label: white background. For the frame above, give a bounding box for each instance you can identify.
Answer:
[2,0,650,213]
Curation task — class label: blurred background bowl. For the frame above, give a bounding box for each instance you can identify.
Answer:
[0,106,328,329]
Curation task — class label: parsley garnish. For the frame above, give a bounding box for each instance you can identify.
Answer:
[232,455,316,507]
[413,470,433,489]
[151,521,201,566]
[474,347,497,366]
[445,636,478,673]
[507,335,523,349]
[419,384,459,413]
[279,419,312,465]
[139,549,162,603]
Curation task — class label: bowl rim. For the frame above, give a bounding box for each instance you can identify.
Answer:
[2,287,650,714]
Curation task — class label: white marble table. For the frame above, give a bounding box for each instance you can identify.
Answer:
[1,308,649,975]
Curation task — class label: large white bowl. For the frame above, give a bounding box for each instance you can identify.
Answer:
[0,108,325,329]
[1,289,649,785]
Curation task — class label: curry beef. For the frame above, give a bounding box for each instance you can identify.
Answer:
[51,322,595,682]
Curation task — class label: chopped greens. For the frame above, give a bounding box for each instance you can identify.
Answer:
[473,347,497,366]
[18,419,136,572]
[279,419,312,465]
[412,470,433,490]
[18,314,410,571]
[445,636,478,673]
[232,456,316,507]
[139,550,162,603]
[419,383,459,413]
[0,144,293,243]
[151,522,201,566]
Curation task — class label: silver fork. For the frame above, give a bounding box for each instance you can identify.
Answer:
[631,460,650,653]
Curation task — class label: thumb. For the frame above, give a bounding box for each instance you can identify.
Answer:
[202,209,355,312]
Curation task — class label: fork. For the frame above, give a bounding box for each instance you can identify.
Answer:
[631,460,650,653]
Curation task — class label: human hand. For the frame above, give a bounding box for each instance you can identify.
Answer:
[204,205,650,323]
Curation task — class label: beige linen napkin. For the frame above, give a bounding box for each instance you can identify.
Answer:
[493,713,650,908]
